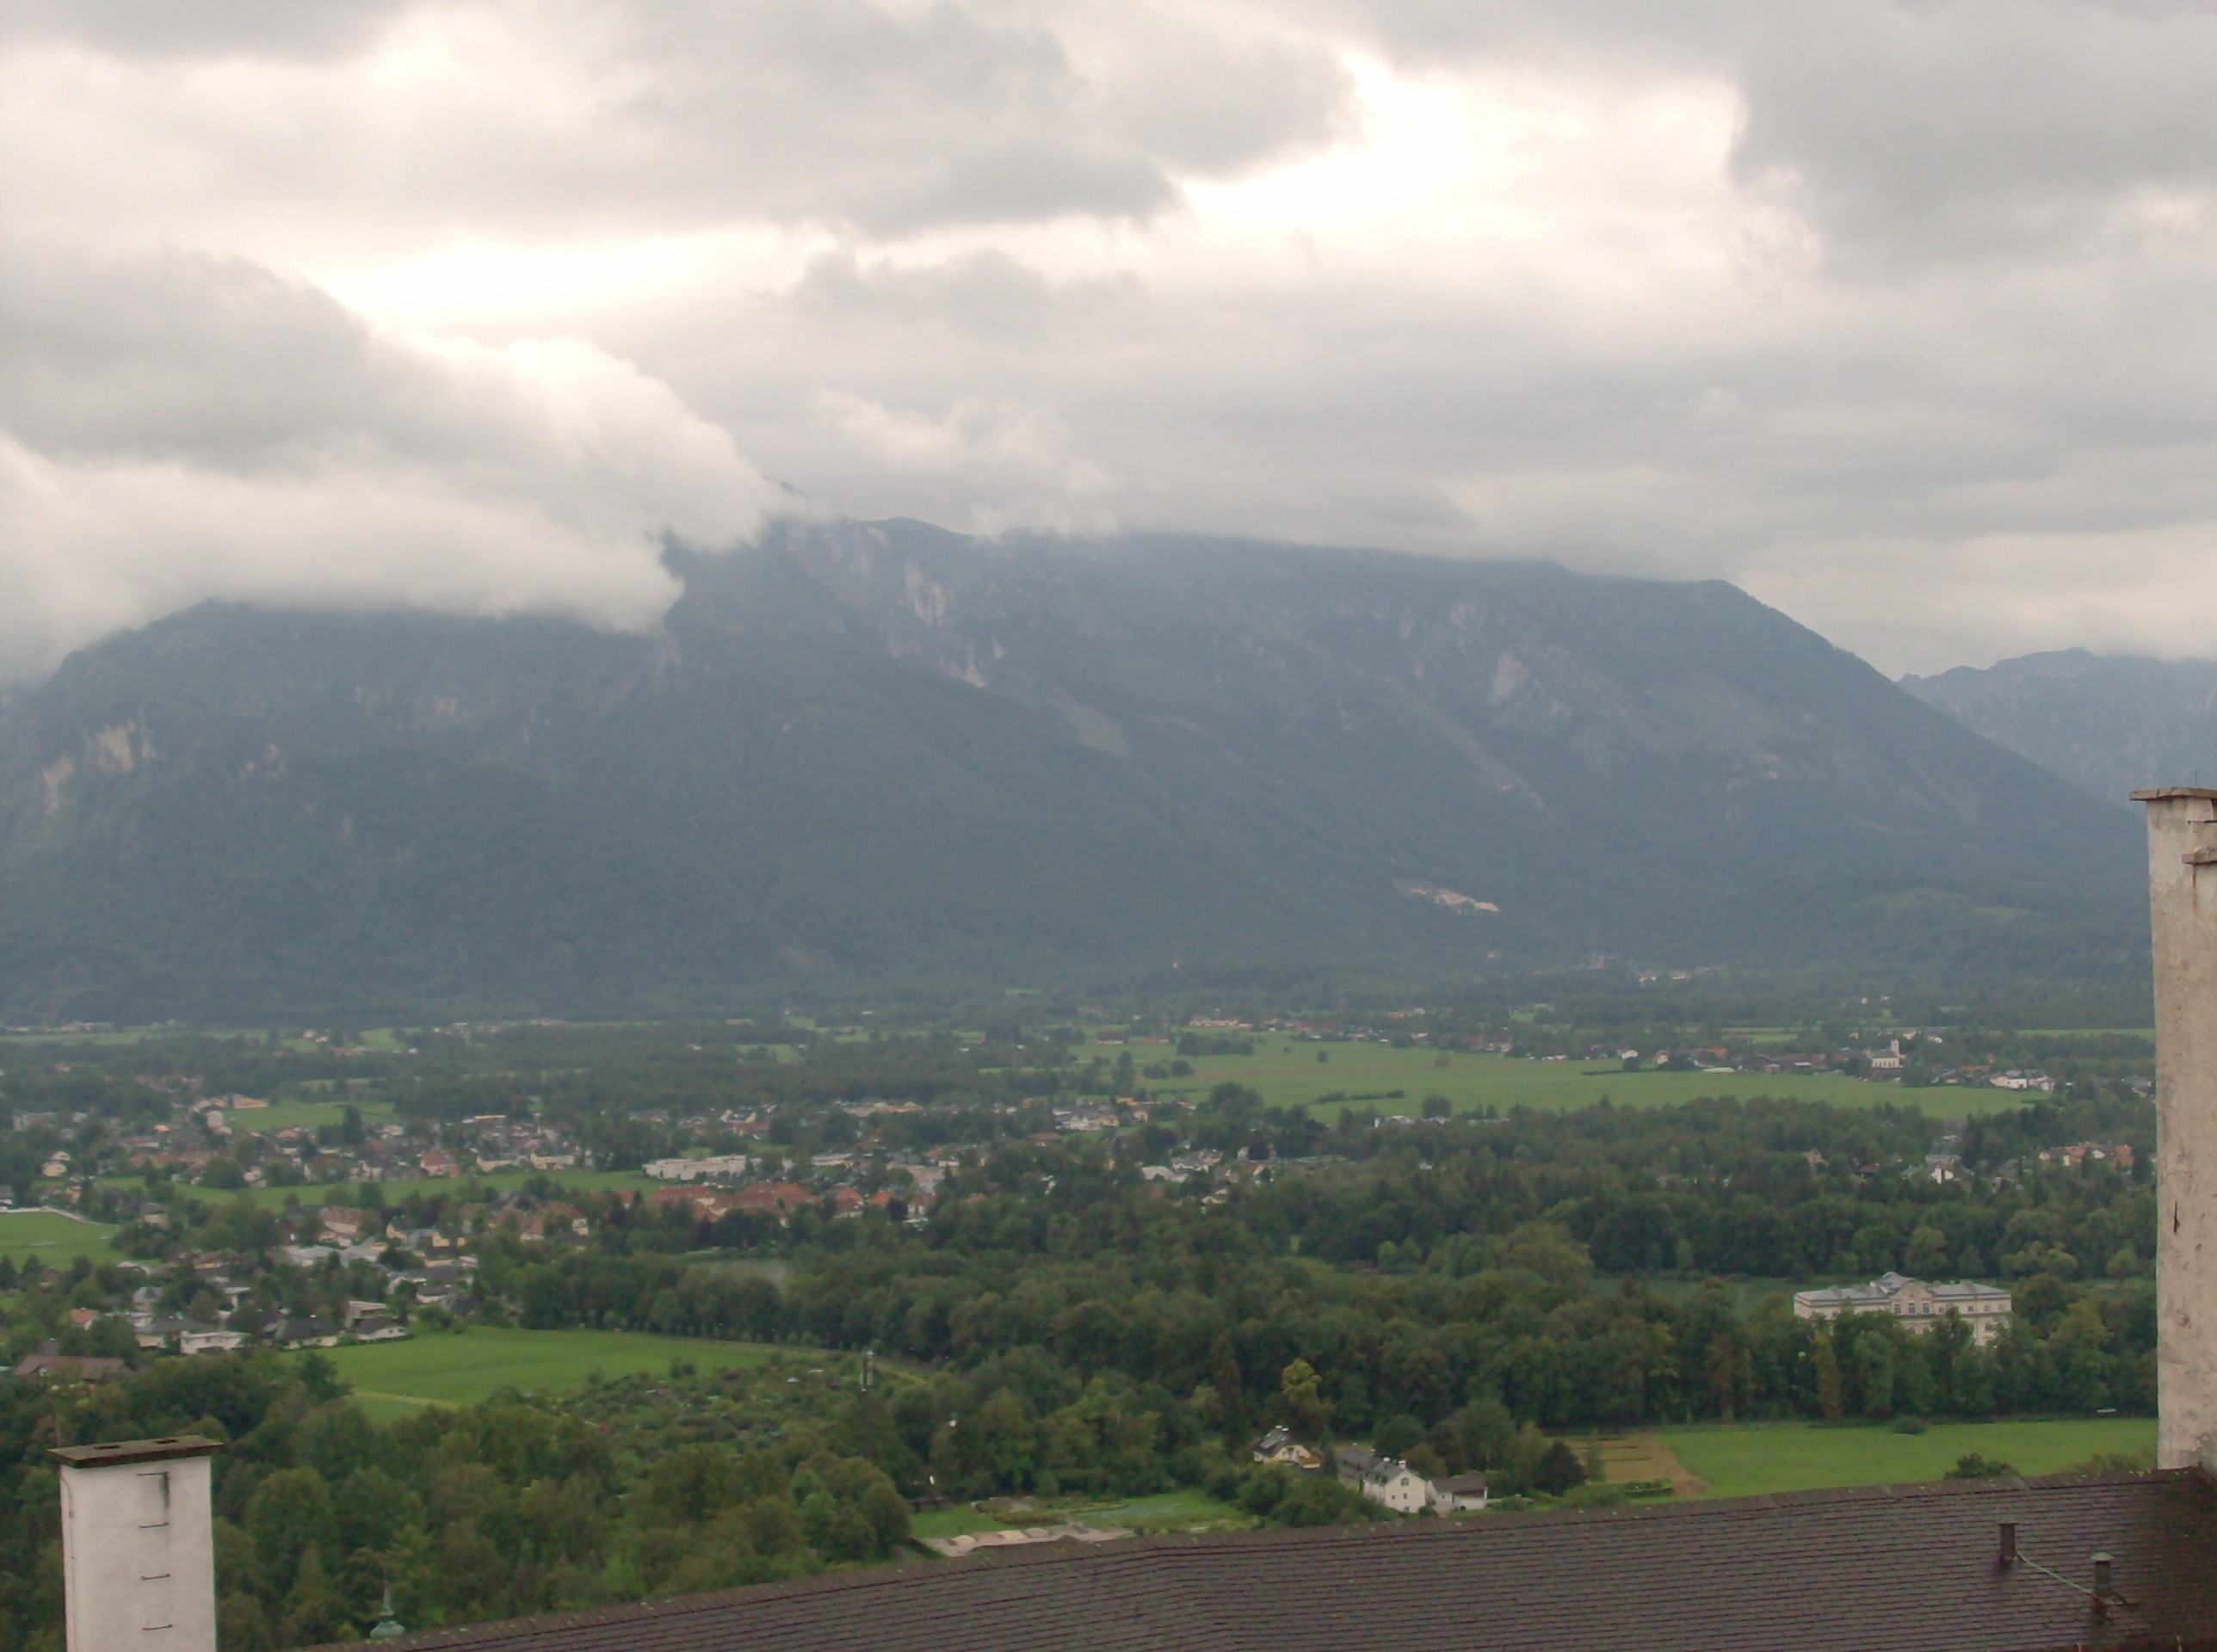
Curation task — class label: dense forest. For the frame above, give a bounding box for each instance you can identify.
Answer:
[484,1090,2156,1433]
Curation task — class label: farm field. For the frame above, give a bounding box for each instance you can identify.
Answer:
[1656,1417,2155,1500]
[106,1168,657,1211]
[0,1209,120,1265]
[1132,1039,2002,1118]
[312,1327,792,1421]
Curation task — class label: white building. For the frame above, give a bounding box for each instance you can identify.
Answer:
[1362,1458,1433,1513]
[1793,1272,2013,1344]
[644,1154,753,1182]
[1430,1473,1490,1513]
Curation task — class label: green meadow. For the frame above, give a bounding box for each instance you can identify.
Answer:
[1131,1039,2004,1118]
[312,1327,791,1421]
[1658,1417,2155,1500]
[0,1209,122,1265]
[215,1098,387,1136]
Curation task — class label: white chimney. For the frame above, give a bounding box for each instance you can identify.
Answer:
[2134,786,2217,1472]
[53,1437,222,1652]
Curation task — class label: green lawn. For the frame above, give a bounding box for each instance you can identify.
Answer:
[313,1327,789,1421]
[1659,1417,2155,1500]
[1133,1040,2000,1118]
[0,1208,120,1265]
[218,1099,385,1136]
[911,1506,1006,1539]
[1077,1489,1247,1531]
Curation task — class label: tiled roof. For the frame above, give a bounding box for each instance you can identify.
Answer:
[1796,1273,2010,1310]
[321,1470,2217,1652]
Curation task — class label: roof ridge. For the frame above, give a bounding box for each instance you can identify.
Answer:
[305,1468,2208,1652]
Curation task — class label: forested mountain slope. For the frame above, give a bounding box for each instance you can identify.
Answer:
[0,520,2142,1020]
[1901,649,2217,805]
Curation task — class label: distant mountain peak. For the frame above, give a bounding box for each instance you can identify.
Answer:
[1901,650,2217,804]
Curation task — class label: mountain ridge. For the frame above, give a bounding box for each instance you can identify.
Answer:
[1901,648,2217,806]
[0,520,2145,1020]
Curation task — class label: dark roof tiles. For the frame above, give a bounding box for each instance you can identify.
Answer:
[330,1470,2217,1652]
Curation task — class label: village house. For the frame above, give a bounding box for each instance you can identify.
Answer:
[1251,1427,1324,1470]
[1430,1473,1491,1513]
[12,1347,127,1382]
[2037,1142,2135,1171]
[318,1205,374,1242]
[1793,1272,2013,1344]
[1362,1457,1434,1513]
[733,1181,817,1219]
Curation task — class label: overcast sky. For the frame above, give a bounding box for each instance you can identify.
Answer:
[6,0,2216,681]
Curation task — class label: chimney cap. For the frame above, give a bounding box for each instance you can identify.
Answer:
[50,1435,224,1468]
[2130,786,2217,801]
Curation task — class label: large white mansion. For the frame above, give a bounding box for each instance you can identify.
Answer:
[1792,1272,2014,1344]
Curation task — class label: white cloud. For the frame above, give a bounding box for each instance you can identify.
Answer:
[0,246,770,677]
[4,0,2217,679]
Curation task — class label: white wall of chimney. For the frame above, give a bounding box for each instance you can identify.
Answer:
[2141,789,2217,1471]
[59,1452,217,1652]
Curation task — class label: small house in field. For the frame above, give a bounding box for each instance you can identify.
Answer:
[1430,1473,1490,1513]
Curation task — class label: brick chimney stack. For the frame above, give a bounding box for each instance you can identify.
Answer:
[52,1437,222,1652]
[2134,786,2217,1472]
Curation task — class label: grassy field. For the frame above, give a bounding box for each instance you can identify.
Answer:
[0,1209,120,1265]
[216,1099,386,1136]
[108,1168,657,1211]
[313,1327,790,1421]
[910,1505,1008,1539]
[1133,1040,2003,1119]
[1657,1417,2155,1499]
[1078,1489,1247,1532]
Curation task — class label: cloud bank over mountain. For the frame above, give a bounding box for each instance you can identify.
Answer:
[4,0,2215,679]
